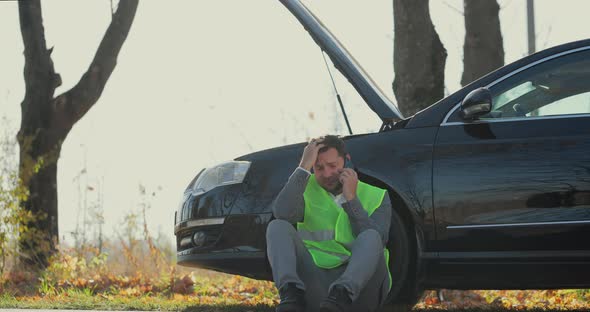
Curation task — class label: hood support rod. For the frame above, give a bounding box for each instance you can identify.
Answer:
[322,50,352,135]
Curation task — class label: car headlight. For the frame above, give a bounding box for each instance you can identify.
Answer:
[191,161,251,195]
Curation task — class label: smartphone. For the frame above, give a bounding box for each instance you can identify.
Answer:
[344,158,354,169]
[336,158,354,190]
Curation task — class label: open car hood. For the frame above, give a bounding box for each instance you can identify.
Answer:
[279,0,404,122]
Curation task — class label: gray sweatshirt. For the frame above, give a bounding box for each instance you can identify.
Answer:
[271,167,392,247]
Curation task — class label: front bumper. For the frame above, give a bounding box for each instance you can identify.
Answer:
[175,211,273,280]
[177,250,271,280]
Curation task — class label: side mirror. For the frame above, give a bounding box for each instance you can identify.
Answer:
[460,87,492,121]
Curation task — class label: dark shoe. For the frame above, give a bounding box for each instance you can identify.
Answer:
[319,285,353,312]
[276,283,305,312]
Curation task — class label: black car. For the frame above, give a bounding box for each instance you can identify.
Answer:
[175,0,590,306]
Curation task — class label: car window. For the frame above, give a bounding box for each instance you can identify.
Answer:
[535,92,590,116]
[491,81,536,111]
[448,48,590,122]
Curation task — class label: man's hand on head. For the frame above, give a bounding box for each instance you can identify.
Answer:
[299,137,325,171]
[339,168,358,201]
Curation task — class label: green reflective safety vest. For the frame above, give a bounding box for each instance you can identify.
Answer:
[297,174,391,290]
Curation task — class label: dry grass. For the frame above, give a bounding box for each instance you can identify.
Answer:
[1,247,590,311]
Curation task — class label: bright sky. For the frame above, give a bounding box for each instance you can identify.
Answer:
[1,0,590,246]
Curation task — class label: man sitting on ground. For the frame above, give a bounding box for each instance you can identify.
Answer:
[266,135,392,312]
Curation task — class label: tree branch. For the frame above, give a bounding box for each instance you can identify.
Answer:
[52,0,139,129]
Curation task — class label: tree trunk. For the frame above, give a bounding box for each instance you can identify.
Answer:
[17,0,139,269]
[393,0,447,117]
[461,0,504,86]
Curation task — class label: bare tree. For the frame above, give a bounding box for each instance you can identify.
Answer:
[461,0,504,86]
[393,0,447,117]
[17,0,139,268]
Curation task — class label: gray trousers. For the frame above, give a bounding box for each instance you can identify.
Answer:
[266,219,389,312]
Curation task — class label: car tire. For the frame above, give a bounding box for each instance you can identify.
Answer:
[381,207,422,307]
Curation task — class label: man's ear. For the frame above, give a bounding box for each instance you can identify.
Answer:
[346,154,351,161]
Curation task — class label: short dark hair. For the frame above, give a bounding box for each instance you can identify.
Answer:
[318,135,347,158]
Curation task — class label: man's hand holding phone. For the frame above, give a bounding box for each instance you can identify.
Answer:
[339,168,358,201]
